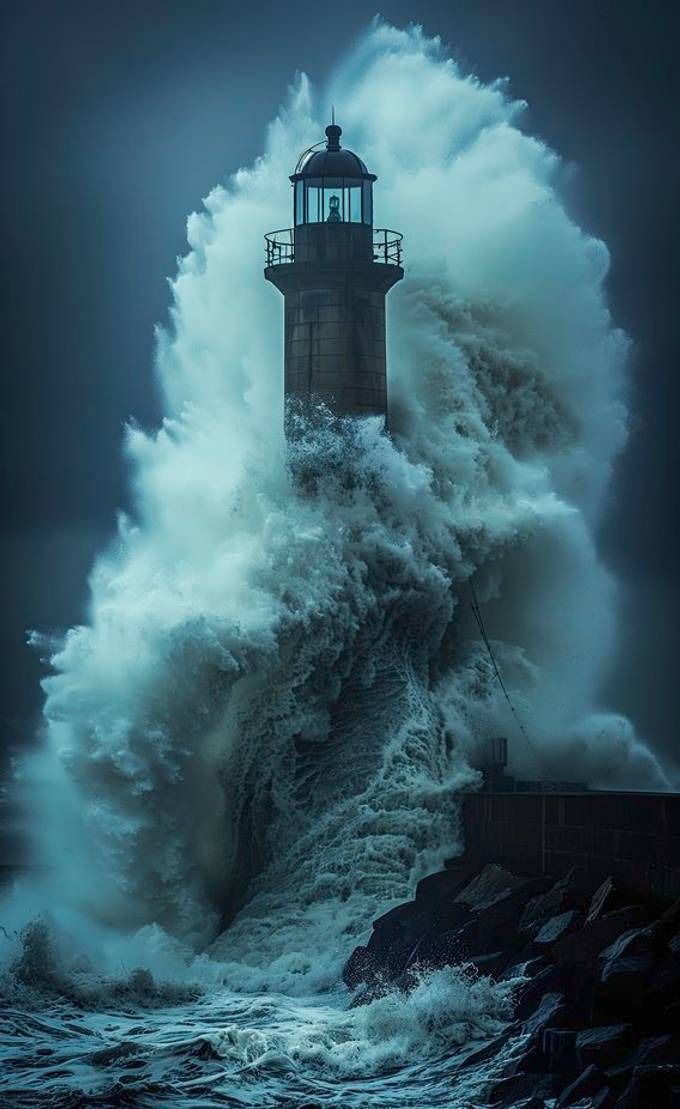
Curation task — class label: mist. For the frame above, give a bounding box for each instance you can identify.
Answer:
[3,24,668,1009]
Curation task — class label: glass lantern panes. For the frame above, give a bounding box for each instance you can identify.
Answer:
[294,179,372,226]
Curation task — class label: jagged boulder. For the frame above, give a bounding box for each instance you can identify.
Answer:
[342,864,551,990]
[587,878,625,923]
[447,883,547,961]
[413,862,488,933]
[648,952,680,1011]
[551,906,650,974]
[402,927,464,974]
[545,904,647,1015]
[614,1064,680,1108]
[649,898,680,944]
[599,953,656,1010]
[519,867,587,938]
[556,1064,613,1108]
[542,1028,578,1073]
[456,1031,513,1075]
[414,860,479,910]
[342,944,378,989]
[364,900,430,980]
[370,900,422,935]
[608,1034,676,1082]
[488,1071,561,1106]
[575,1025,634,1070]
[522,991,573,1038]
[512,963,563,1020]
[534,910,584,946]
[600,925,658,964]
[455,863,541,912]
[345,860,679,1107]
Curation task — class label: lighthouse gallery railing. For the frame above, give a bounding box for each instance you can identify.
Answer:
[265,228,403,268]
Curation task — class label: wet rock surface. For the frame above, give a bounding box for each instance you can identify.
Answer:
[343,862,680,1107]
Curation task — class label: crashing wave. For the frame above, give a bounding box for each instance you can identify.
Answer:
[3,22,667,1007]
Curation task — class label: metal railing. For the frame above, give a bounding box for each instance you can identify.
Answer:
[265,228,295,266]
[373,228,403,266]
[264,227,403,267]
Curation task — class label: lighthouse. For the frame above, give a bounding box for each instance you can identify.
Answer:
[264,121,403,424]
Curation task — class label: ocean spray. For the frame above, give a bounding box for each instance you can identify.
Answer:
[0,24,667,1096]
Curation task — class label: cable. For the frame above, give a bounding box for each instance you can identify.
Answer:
[468,578,542,768]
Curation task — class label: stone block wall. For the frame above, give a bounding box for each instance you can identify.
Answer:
[284,285,387,415]
[462,791,680,900]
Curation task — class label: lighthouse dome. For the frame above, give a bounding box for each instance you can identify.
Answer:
[292,124,375,181]
[290,122,375,226]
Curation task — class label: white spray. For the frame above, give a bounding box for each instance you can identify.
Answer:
[7,21,667,1000]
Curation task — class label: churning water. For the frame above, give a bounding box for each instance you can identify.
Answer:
[0,19,668,1108]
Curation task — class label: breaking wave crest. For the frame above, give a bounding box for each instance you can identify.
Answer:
[0,18,668,1107]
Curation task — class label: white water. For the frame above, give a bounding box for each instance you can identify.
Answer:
[1,19,668,1107]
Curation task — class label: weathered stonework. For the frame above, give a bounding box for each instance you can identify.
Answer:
[266,223,402,419]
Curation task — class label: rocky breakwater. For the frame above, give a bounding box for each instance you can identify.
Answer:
[343,861,680,1107]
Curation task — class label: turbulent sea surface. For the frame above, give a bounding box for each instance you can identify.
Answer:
[0,19,669,1108]
[2,960,525,1107]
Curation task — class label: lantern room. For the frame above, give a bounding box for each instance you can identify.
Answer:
[290,122,375,227]
[264,117,403,423]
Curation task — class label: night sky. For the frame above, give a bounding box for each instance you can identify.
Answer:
[1,0,678,804]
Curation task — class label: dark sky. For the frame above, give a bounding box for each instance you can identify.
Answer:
[1,0,679,800]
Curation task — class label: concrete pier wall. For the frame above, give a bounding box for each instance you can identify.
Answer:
[462,790,680,901]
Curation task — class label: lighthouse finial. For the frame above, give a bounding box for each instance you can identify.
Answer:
[325,110,342,151]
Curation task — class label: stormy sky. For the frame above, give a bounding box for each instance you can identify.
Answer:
[1,0,678,798]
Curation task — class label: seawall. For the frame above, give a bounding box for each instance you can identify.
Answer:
[462,789,680,901]
[344,788,680,1105]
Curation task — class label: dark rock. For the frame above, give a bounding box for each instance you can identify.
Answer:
[414,870,450,906]
[607,1035,676,1081]
[519,867,587,938]
[599,951,656,1004]
[342,944,378,989]
[456,1031,512,1073]
[535,910,584,946]
[522,991,572,1037]
[556,1064,612,1108]
[370,900,421,934]
[403,927,463,973]
[657,899,680,939]
[465,950,510,977]
[600,925,656,964]
[551,906,650,974]
[488,1070,561,1106]
[501,955,550,982]
[411,864,479,931]
[614,1064,680,1108]
[587,878,623,923]
[518,994,581,1080]
[514,964,564,1021]
[542,1028,578,1073]
[648,954,680,1007]
[593,1090,617,1107]
[415,861,480,908]
[665,1000,680,1029]
[575,1025,634,1070]
[628,905,680,956]
[430,898,472,933]
[455,863,540,912]
[669,932,680,958]
[364,902,430,981]
[451,880,549,959]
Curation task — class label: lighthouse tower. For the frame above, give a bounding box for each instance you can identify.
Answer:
[264,121,403,423]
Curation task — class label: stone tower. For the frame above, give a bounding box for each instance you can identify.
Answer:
[264,121,403,423]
